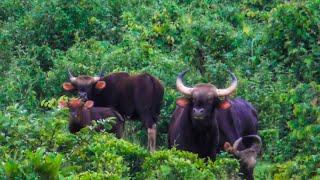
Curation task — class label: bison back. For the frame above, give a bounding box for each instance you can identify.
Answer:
[216,98,258,152]
[89,107,125,138]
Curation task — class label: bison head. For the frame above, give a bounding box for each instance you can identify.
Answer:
[176,70,237,123]
[59,99,94,120]
[224,135,262,173]
[62,65,106,100]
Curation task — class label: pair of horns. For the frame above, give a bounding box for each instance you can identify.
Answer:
[176,70,238,96]
[233,135,262,155]
[68,64,106,82]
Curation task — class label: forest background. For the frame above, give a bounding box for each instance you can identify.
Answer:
[0,0,319,179]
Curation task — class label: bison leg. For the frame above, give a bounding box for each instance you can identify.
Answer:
[115,121,124,139]
[147,124,157,151]
[137,109,157,151]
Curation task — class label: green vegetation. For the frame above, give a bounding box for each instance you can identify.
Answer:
[0,0,319,179]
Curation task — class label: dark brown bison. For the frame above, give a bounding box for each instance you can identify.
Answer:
[168,97,219,161]
[62,66,164,151]
[168,70,261,179]
[168,70,238,161]
[59,99,125,138]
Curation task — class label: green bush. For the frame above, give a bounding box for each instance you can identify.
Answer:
[138,149,239,179]
[262,0,319,82]
[0,0,319,179]
[0,104,241,179]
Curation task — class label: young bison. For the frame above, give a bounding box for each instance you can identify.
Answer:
[59,99,124,138]
[224,135,262,180]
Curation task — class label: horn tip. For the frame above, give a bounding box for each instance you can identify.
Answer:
[226,70,237,81]
[179,69,189,78]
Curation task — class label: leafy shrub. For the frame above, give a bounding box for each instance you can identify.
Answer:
[0,104,241,179]
[138,148,239,179]
[3,0,126,50]
[269,82,320,178]
[262,0,319,82]
[0,0,319,178]
[0,103,143,178]
[0,0,32,21]
[2,149,69,179]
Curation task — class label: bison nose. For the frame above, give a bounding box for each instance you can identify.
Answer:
[71,112,78,117]
[79,92,87,99]
[192,108,205,119]
[192,108,204,114]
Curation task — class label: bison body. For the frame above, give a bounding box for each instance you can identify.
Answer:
[95,73,163,128]
[169,98,262,179]
[168,98,219,160]
[217,98,258,151]
[63,68,163,150]
[168,69,238,161]
[168,70,261,179]
[217,98,261,180]
[59,100,124,139]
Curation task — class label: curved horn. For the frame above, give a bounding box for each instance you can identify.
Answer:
[216,71,238,96]
[68,68,76,82]
[244,135,262,145]
[98,64,106,78]
[176,70,193,96]
[93,64,106,82]
[244,135,262,151]
[232,137,243,156]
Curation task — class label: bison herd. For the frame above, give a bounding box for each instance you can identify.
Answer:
[59,66,262,180]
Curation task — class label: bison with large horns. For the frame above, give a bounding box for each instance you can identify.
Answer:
[62,65,164,151]
[168,70,262,179]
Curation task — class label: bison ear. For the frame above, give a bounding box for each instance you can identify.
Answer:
[176,98,191,108]
[95,81,106,90]
[58,101,68,108]
[218,99,232,110]
[84,101,94,109]
[63,82,74,91]
[224,142,233,153]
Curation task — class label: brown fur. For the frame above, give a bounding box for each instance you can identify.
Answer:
[60,100,124,138]
[63,71,164,151]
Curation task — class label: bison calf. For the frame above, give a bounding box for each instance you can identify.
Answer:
[224,135,262,180]
[59,99,124,138]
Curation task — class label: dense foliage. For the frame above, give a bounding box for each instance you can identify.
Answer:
[0,0,319,179]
